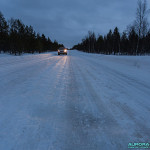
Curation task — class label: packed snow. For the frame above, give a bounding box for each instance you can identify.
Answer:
[0,50,150,150]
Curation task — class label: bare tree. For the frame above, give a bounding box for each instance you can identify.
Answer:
[134,0,149,54]
[135,0,148,37]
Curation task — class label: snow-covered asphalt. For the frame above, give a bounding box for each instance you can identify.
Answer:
[0,50,150,150]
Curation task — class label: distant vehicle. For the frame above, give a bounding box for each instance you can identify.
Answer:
[58,47,67,55]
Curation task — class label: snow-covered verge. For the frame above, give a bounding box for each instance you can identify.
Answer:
[0,50,150,150]
[75,50,150,85]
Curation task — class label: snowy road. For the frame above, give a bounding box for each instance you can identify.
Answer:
[0,50,150,150]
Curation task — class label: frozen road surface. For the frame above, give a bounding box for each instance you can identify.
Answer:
[0,50,150,150]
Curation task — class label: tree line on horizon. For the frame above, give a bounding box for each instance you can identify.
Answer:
[72,0,150,55]
[0,12,64,55]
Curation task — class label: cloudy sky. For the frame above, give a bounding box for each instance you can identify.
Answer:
[0,0,150,47]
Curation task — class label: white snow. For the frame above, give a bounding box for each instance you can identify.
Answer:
[0,50,150,150]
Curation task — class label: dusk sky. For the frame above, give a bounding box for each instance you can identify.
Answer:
[0,0,150,48]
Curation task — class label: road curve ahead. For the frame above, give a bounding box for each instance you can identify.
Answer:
[0,50,150,150]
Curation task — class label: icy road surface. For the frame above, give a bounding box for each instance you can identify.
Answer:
[0,50,150,150]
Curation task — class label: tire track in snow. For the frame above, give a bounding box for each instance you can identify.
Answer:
[73,53,150,144]
[11,56,69,150]
[72,56,127,150]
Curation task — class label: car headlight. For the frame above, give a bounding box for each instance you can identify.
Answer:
[64,49,67,52]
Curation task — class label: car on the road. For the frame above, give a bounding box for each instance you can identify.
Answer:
[58,47,67,55]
